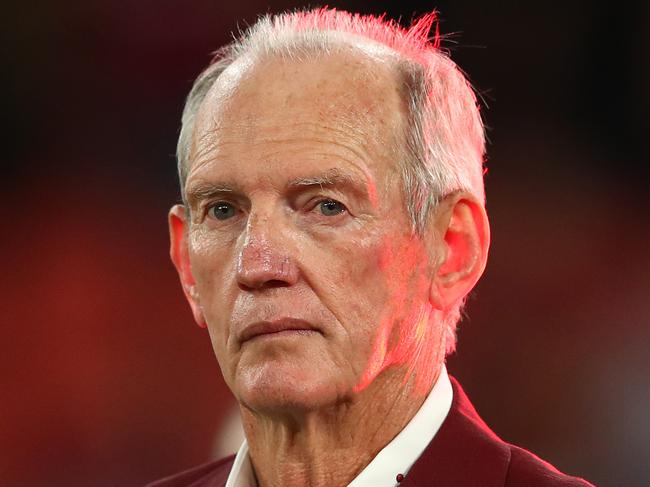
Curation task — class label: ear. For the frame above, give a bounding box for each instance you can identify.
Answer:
[429,193,490,311]
[169,204,207,328]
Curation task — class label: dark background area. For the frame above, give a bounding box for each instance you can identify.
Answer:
[2,1,648,486]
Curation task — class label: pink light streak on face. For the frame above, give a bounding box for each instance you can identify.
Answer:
[354,233,440,396]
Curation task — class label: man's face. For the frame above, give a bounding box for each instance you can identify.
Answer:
[178,49,444,414]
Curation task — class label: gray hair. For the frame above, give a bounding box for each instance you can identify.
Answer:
[176,8,486,354]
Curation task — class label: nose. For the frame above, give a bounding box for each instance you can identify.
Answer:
[236,213,299,291]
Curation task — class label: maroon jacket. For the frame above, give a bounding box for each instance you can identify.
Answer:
[147,377,594,486]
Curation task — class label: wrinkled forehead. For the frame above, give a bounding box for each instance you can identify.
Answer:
[189,46,409,170]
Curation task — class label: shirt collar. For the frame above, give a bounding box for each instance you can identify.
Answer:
[225,365,453,487]
[225,440,256,487]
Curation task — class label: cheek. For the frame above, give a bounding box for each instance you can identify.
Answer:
[188,225,238,289]
[302,230,395,339]
[187,228,239,350]
[378,235,431,298]
[329,231,426,305]
[377,235,433,354]
[308,229,429,388]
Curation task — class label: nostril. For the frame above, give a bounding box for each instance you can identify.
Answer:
[238,282,254,292]
[265,279,289,288]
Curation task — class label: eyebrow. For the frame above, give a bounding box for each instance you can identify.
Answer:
[289,168,377,206]
[287,168,367,195]
[185,168,372,207]
[185,183,235,208]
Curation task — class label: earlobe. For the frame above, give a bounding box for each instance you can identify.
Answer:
[429,193,490,311]
[169,204,207,328]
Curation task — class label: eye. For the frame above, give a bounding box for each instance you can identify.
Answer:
[208,201,237,221]
[317,199,347,216]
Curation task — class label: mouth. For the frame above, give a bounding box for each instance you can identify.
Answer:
[239,318,320,344]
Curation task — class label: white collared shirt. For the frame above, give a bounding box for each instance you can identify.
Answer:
[225,365,453,487]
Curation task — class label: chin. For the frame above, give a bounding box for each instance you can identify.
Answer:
[234,357,347,414]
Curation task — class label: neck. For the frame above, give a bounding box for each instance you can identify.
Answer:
[240,363,443,487]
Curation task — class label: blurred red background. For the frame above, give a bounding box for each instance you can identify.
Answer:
[2,1,648,486]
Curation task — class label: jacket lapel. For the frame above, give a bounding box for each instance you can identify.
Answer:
[401,376,511,487]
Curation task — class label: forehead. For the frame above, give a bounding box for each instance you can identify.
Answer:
[188,47,408,187]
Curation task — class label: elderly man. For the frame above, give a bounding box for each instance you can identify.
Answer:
[151,8,593,487]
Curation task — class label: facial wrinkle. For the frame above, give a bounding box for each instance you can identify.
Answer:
[221,121,378,169]
[297,233,386,384]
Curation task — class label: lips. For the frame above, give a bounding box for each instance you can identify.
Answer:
[239,318,319,344]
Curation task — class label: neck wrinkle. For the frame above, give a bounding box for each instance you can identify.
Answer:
[241,361,443,487]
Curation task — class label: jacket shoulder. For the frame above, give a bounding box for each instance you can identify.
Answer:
[146,455,235,487]
[406,376,595,487]
[505,445,594,487]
